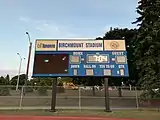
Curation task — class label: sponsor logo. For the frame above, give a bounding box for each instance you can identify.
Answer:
[37,43,56,49]
[110,41,119,49]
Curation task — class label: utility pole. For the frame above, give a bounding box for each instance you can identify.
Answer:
[16,53,25,91]
[24,32,32,95]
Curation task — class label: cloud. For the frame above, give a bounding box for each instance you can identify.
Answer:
[35,22,60,33]
[19,16,79,38]
[19,17,30,22]
[35,27,45,31]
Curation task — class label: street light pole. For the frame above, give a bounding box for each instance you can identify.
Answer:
[16,53,25,91]
[24,32,32,94]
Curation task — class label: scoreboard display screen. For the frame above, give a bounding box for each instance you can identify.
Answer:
[33,54,69,74]
[32,39,129,77]
[87,54,109,63]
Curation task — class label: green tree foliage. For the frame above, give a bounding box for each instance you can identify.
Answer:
[84,77,103,86]
[72,77,82,85]
[29,78,65,93]
[29,78,53,87]
[10,74,26,86]
[0,76,10,96]
[5,74,10,85]
[0,76,6,85]
[37,80,48,96]
[0,75,11,85]
[133,0,160,100]
[29,78,40,87]
[57,77,73,85]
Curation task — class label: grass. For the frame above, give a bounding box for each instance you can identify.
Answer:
[0,109,159,120]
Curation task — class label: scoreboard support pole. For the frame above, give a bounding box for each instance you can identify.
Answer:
[50,78,57,112]
[104,78,112,112]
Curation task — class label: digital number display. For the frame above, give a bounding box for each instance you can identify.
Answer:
[87,54,109,63]
[120,69,125,75]
[86,69,94,76]
[116,56,126,63]
[104,69,111,76]
[70,55,81,64]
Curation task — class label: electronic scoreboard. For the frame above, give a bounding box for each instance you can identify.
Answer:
[32,39,129,77]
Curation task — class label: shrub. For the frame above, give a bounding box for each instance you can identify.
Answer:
[58,82,63,86]
[140,90,160,101]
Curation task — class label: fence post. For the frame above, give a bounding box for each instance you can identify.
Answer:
[129,84,132,91]
[19,86,24,109]
[78,86,81,111]
[135,87,139,109]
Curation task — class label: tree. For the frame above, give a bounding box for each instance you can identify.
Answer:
[72,77,82,85]
[0,76,6,85]
[57,77,73,85]
[29,78,40,86]
[0,76,10,96]
[133,0,160,100]
[30,78,53,87]
[10,74,26,86]
[5,74,10,85]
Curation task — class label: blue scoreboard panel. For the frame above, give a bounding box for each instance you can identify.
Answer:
[32,39,129,77]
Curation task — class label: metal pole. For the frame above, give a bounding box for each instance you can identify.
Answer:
[78,86,81,111]
[51,78,57,112]
[25,42,32,83]
[24,32,32,95]
[104,78,111,112]
[135,87,139,108]
[16,58,22,91]
[16,53,25,91]
[20,86,24,109]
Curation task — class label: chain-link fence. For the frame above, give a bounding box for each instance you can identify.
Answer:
[0,85,160,110]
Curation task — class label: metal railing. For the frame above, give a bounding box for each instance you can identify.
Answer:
[0,85,159,110]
